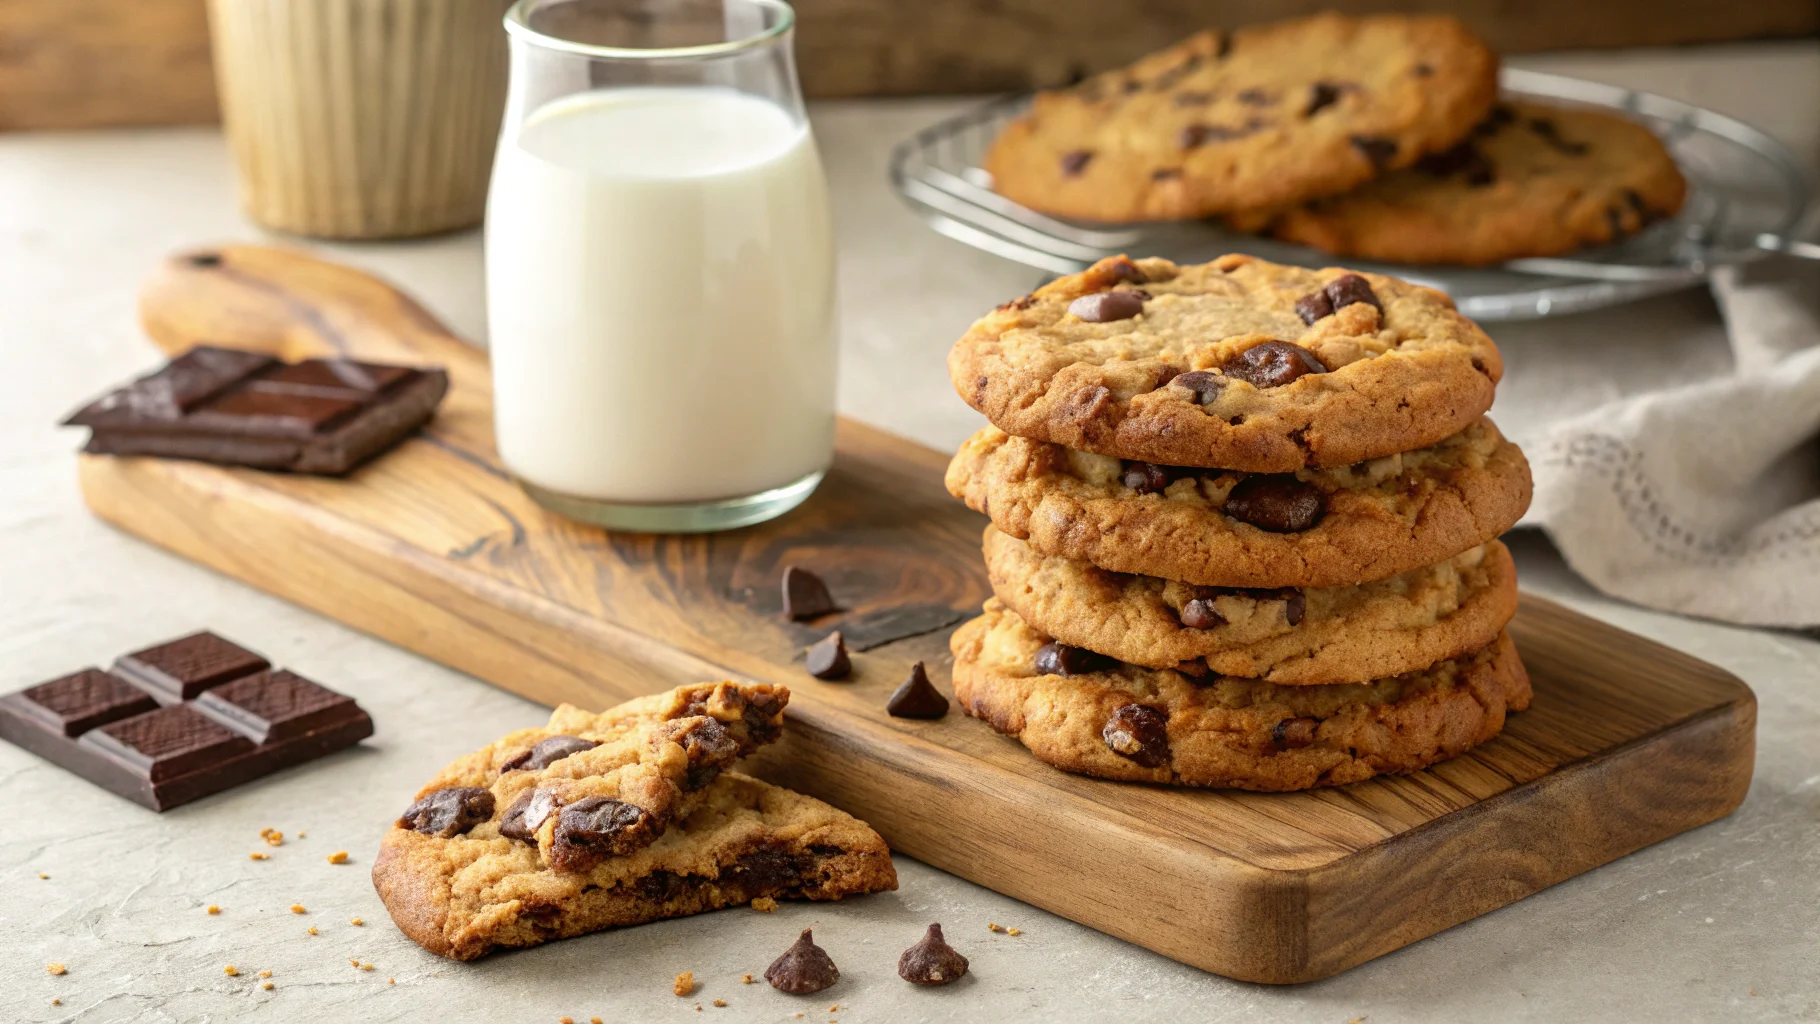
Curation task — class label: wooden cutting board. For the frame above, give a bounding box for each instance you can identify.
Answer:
[76,245,1756,984]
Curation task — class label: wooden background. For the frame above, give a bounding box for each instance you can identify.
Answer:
[2,0,1815,131]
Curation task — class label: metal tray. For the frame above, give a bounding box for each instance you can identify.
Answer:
[888,68,1815,320]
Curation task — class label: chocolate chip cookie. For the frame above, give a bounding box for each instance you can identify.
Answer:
[948,254,1502,472]
[1241,101,1689,264]
[985,526,1517,686]
[947,417,1530,588]
[372,682,896,960]
[983,14,1498,222]
[951,599,1530,790]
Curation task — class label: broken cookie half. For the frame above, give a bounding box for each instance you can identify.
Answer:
[372,681,897,960]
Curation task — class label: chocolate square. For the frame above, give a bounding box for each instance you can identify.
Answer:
[196,670,356,744]
[15,668,157,737]
[80,705,256,783]
[114,632,270,702]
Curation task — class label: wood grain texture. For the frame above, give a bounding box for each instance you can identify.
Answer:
[77,244,1757,983]
[3,1,1813,128]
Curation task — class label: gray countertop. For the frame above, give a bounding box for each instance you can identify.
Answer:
[2,41,1817,1024]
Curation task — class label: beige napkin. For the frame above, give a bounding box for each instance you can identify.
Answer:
[1510,257,1820,628]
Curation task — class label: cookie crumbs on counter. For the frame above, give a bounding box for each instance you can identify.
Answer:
[987,922,1005,933]
[1007,927,1022,936]
[751,896,778,913]
[50,999,60,1006]
[351,916,364,926]
[327,851,350,864]
[741,974,754,985]
[297,831,306,838]
[262,982,275,991]
[712,999,727,1007]
[260,828,284,846]
[249,852,269,861]
[290,903,307,914]
[307,927,318,935]
[389,979,396,985]
[674,971,696,997]
[1347,1017,1367,1024]
[47,962,67,975]
[207,905,221,915]
[360,963,375,972]
[590,1018,601,1023]
[259,970,272,979]
[349,959,360,967]
[559,1017,574,1024]
[829,1004,840,1012]
[224,965,239,976]
[38,872,48,879]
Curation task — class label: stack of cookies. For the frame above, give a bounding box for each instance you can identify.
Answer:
[985,12,1687,265]
[942,253,1534,791]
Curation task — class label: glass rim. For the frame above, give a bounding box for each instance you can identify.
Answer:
[503,0,795,60]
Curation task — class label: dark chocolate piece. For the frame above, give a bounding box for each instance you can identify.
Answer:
[886,662,949,719]
[805,631,851,680]
[1067,291,1145,323]
[62,345,449,476]
[1103,704,1170,768]
[781,566,837,620]
[898,923,970,985]
[549,796,659,871]
[501,734,600,772]
[0,631,373,811]
[398,787,495,838]
[767,928,840,994]
[1224,476,1327,532]
[1034,641,1115,677]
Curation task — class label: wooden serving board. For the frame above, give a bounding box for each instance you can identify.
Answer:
[76,245,1756,984]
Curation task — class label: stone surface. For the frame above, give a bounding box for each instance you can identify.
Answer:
[1,42,1817,1024]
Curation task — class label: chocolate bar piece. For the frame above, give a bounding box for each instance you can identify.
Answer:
[0,631,373,810]
[62,345,448,475]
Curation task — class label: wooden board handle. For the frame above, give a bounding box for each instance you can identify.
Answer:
[138,244,478,368]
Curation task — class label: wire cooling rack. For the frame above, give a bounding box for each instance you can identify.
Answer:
[888,68,1816,321]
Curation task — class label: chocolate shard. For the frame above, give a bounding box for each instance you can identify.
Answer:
[898,923,970,985]
[398,787,495,838]
[550,796,659,869]
[502,734,600,772]
[805,631,852,680]
[0,632,372,811]
[498,788,559,843]
[781,566,838,621]
[766,928,840,994]
[886,662,949,719]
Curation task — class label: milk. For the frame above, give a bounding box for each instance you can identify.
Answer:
[485,87,837,504]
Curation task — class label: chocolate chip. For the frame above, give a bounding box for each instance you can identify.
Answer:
[1295,291,1335,325]
[397,787,494,838]
[886,662,948,719]
[1105,257,1147,283]
[1304,81,1345,116]
[1221,340,1328,389]
[1350,135,1398,168]
[502,734,600,772]
[781,566,836,620]
[1178,124,1210,148]
[1034,641,1114,677]
[1324,273,1381,313]
[666,716,741,788]
[805,631,851,680]
[1151,168,1182,181]
[186,252,223,268]
[1102,704,1170,768]
[1179,598,1224,630]
[550,796,657,868]
[732,845,804,890]
[1236,87,1270,105]
[1272,716,1319,749]
[1283,589,1306,626]
[498,788,558,843]
[767,928,840,994]
[1223,476,1326,532]
[1527,117,1589,155]
[1415,142,1494,186]
[1061,150,1094,176]
[1068,290,1145,323]
[898,923,970,985]
[1120,461,1181,495]
[1171,370,1225,405]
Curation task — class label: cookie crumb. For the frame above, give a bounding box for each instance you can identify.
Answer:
[297,831,306,838]
[260,828,284,846]
[389,978,396,985]
[590,1018,601,1023]
[751,896,778,913]
[1007,927,1022,936]
[828,1004,840,1012]
[262,981,275,991]
[207,904,220,915]
[290,903,307,914]
[327,851,349,865]
[741,974,753,984]
[259,970,272,978]
[1347,1018,1367,1024]
[249,852,269,860]
[307,926,318,935]
[360,963,375,972]
[351,917,364,926]
[50,999,60,1006]
[37,872,48,879]
[47,962,67,975]
[560,1018,574,1024]
[712,999,727,1008]
[987,922,1005,933]
[223,965,239,976]
[673,971,696,997]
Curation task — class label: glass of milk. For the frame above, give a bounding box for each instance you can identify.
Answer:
[488,0,836,532]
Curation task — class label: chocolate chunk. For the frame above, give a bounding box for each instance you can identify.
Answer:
[1171,370,1225,405]
[550,796,658,869]
[1060,150,1094,176]
[1295,290,1335,325]
[399,787,495,838]
[886,662,948,719]
[1272,717,1319,749]
[1034,641,1114,677]
[1283,589,1307,626]
[805,631,851,680]
[61,345,449,476]
[1324,273,1381,313]
[781,565,837,620]
[1415,141,1494,185]
[898,923,970,985]
[1223,476,1326,532]
[1527,117,1589,155]
[1304,81,1345,116]
[1120,461,1179,495]
[498,788,558,843]
[1068,290,1145,323]
[0,631,371,811]
[1102,704,1170,768]
[1221,340,1328,389]
[1178,124,1210,148]
[664,716,742,788]
[502,734,600,772]
[1350,135,1398,168]
[730,845,804,890]
[766,928,840,994]
[1178,598,1224,630]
